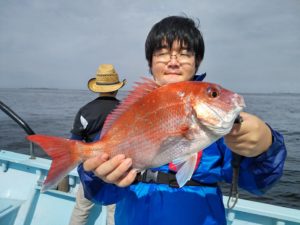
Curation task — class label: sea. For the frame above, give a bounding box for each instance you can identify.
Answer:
[0,88,299,210]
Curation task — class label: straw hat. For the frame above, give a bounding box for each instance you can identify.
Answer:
[88,64,126,93]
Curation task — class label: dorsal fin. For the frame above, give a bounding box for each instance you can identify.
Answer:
[100,77,159,139]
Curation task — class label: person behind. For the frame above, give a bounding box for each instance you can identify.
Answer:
[69,64,126,225]
[78,16,287,225]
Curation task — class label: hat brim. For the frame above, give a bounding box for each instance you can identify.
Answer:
[88,78,126,93]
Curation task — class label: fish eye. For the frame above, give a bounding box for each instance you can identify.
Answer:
[207,86,220,98]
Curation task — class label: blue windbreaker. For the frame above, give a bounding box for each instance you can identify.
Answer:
[78,75,287,225]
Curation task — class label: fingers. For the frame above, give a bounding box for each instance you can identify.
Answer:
[83,153,109,171]
[115,169,138,187]
[228,111,258,137]
[98,156,131,180]
[93,154,126,177]
[228,123,243,136]
[84,153,136,187]
[229,112,251,135]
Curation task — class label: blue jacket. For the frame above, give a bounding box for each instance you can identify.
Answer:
[78,75,287,225]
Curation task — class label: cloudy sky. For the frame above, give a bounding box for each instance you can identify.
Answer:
[1,0,299,93]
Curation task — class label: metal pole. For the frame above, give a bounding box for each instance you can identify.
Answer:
[0,100,36,158]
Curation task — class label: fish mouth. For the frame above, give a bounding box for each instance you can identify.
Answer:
[203,109,243,136]
[235,94,246,108]
[222,94,246,124]
[198,101,245,136]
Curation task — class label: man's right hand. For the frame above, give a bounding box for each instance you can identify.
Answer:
[83,153,137,187]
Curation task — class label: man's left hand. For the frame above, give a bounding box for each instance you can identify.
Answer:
[225,112,272,157]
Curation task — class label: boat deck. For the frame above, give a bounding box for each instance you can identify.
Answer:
[1,150,300,225]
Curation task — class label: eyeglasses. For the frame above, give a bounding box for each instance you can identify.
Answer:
[153,50,195,64]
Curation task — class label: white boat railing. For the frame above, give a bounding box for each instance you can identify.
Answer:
[1,150,300,225]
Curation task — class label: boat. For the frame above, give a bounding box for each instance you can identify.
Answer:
[1,100,300,225]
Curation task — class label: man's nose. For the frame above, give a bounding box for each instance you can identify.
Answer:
[168,54,180,65]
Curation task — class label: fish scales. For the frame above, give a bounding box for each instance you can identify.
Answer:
[102,89,189,167]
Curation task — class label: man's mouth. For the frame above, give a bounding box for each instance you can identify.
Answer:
[164,72,181,76]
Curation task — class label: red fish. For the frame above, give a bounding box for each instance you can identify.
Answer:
[27,78,245,191]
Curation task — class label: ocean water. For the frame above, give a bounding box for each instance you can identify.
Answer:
[0,88,299,209]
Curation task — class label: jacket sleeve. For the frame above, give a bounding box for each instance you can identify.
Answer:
[77,163,128,205]
[221,126,287,195]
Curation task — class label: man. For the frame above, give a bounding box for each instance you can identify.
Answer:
[79,16,286,225]
[69,64,125,225]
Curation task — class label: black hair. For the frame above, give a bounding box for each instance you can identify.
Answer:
[145,16,205,71]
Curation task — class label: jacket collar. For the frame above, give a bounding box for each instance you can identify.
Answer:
[193,73,206,81]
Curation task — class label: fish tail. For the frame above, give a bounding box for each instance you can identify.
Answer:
[27,134,83,192]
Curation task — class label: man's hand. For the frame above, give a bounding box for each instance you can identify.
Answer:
[83,153,137,187]
[225,112,272,157]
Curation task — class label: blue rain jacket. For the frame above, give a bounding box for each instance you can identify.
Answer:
[77,74,287,225]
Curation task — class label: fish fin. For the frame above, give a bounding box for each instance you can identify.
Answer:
[174,153,198,188]
[172,154,191,167]
[101,77,159,138]
[27,134,82,192]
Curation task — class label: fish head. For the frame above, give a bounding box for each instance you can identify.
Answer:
[190,82,245,136]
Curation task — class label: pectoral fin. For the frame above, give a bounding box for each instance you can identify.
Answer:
[173,153,198,188]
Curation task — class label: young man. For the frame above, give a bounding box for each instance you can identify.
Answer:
[78,16,286,225]
[69,64,125,225]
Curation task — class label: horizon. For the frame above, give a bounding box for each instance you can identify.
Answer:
[1,86,300,95]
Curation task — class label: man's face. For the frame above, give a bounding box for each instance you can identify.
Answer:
[151,40,198,85]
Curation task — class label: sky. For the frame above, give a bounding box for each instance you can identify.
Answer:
[0,0,299,93]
